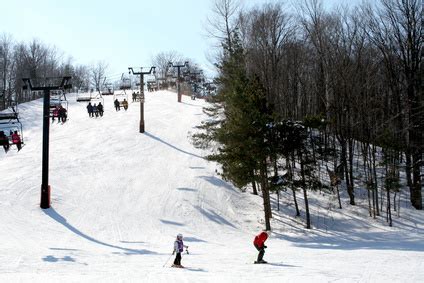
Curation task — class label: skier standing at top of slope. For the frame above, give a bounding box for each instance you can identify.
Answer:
[172,233,188,268]
[253,231,268,264]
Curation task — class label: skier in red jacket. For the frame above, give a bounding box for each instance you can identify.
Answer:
[253,231,268,264]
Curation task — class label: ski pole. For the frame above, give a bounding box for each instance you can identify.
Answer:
[163,253,174,267]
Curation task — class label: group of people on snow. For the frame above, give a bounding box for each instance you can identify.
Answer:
[86,102,104,118]
[169,231,269,268]
[52,105,67,123]
[0,130,22,153]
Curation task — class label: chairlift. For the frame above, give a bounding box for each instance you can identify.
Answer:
[0,105,25,149]
[49,90,68,117]
[76,91,92,102]
[76,90,105,105]
[132,88,142,102]
[90,93,105,105]
[101,85,114,96]
[119,74,132,90]
[113,90,129,108]
[101,88,114,95]
[147,80,158,92]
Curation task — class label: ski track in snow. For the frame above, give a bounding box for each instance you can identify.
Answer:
[1,91,423,282]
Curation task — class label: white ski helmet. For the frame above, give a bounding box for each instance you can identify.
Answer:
[177,233,183,239]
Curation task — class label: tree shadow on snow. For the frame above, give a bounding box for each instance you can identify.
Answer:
[177,187,198,192]
[43,255,66,262]
[43,255,88,265]
[183,236,208,243]
[197,175,237,192]
[160,219,185,226]
[43,208,157,255]
[273,231,424,252]
[194,205,236,229]
[49,247,80,251]
[42,255,84,263]
[144,132,203,159]
[185,267,207,272]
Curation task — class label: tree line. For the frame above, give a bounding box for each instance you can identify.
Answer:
[0,33,107,110]
[194,0,423,230]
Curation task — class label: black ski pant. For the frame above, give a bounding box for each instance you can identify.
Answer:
[2,143,9,153]
[15,142,22,151]
[174,252,181,265]
[255,244,265,261]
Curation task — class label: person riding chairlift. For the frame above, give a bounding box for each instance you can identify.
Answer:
[52,106,59,122]
[11,130,22,151]
[0,131,10,153]
[122,99,128,111]
[58,105,67,123]
[97,102,104,117]
[114,99,120,111]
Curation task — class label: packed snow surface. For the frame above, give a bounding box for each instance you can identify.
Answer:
[0,91,423,282]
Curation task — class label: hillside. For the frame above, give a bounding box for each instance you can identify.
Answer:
[0,91,423,282]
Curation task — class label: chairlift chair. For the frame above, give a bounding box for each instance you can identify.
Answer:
[119,78,132,90]
[0,111,18,121]
[90,92,105,105]
[76,92,92,102]
[113,90,129,108]
[101,88,114,96]
[49,90,69,123]
[132,90,142,102]
[147,80,158,92]
[0,105,25,148]
[49,90,68,117]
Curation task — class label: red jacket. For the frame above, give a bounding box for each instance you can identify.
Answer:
[12,133,21,144]
[253,232,268,248]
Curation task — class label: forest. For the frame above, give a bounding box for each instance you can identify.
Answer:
[194,0,423,230]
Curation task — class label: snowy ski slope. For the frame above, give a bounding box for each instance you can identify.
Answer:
[0,91,423,282]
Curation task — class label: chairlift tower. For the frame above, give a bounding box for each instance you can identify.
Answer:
[168,61,189,103]
[185,70,203,97]
[22,77,72,209]
[128,66,156,133]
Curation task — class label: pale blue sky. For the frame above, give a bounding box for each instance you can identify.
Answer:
[1,0,363,80]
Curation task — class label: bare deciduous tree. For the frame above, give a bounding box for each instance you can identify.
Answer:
[90,61,108,92]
